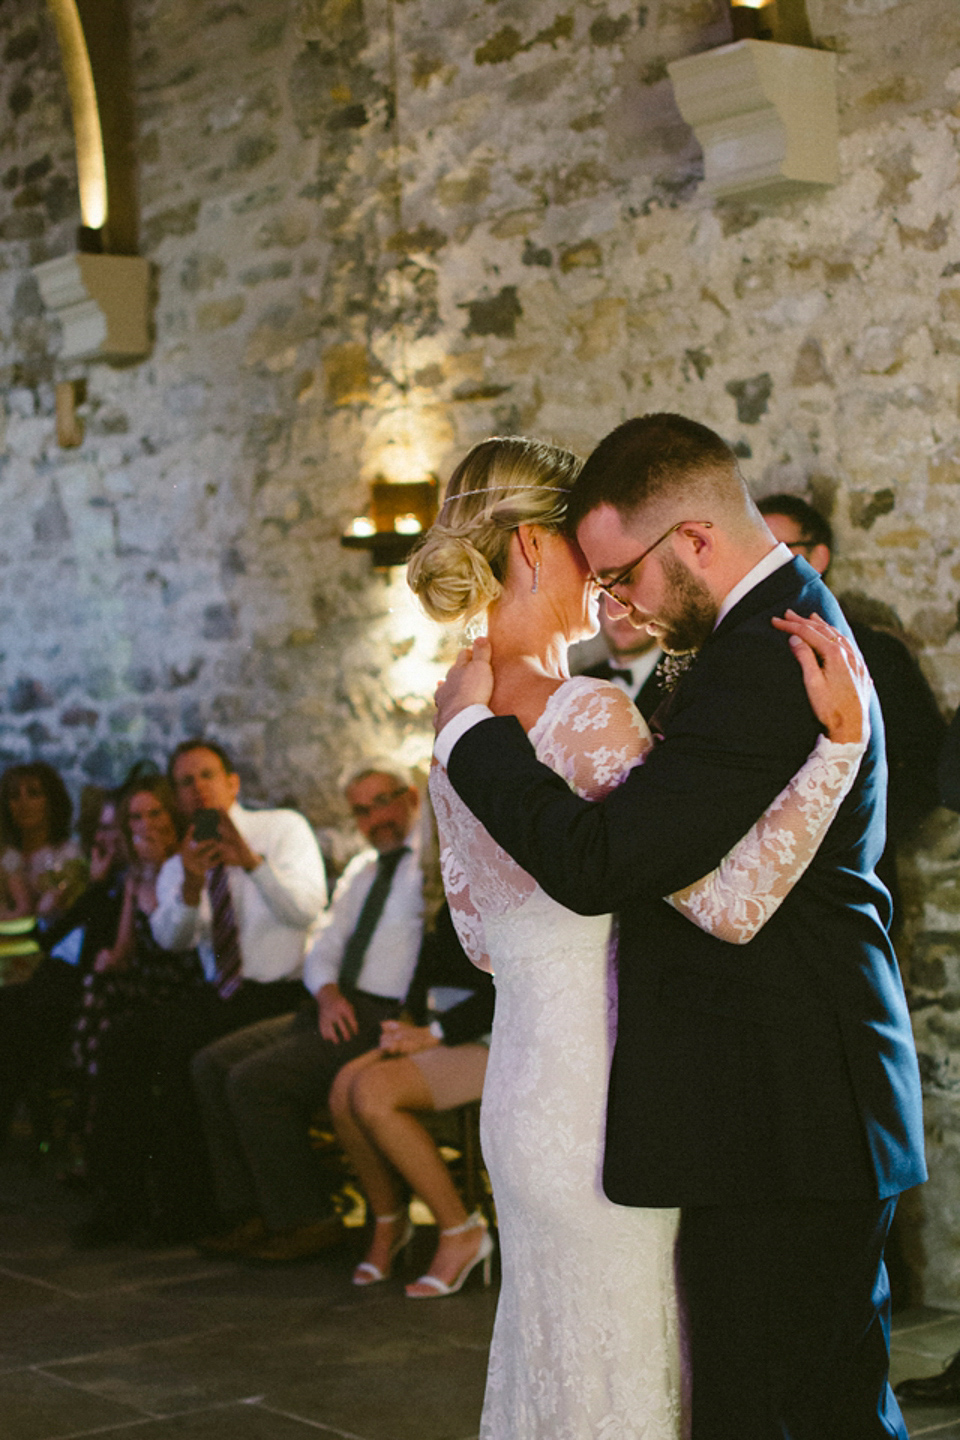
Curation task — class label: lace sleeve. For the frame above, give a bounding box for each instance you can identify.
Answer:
[667,733,866,943]
[437,829,494,975]
[428,762,536,975]
[426,681,651,972]
[534,679,652,800]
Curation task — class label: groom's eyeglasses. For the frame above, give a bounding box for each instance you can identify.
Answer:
[590,520,713,605]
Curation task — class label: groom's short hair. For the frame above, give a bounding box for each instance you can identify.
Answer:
[566,413,745,532]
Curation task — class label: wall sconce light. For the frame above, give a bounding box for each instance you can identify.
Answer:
[341,477,438,569]
[56,378,86,448]
[667,35,837,203]
[729,0,814,46]
[666,0,833,204]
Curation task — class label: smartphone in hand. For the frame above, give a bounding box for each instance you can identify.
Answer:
[192,808,221,842]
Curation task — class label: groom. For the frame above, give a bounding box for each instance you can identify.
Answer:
[434,414,926,1440]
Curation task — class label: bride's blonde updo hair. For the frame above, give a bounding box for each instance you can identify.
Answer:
[407,437,583,625]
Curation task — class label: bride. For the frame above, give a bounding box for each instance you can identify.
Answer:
[407,437,869,1439]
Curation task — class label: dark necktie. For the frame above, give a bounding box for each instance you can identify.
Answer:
[338,846,409,992]
[208,863,242,999]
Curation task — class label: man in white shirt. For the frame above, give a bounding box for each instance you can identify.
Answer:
[190,759,425,1262]
[153,738,327,1002]
[71,739,328,1249]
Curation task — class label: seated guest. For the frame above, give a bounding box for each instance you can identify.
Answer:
[72,777,206,1242]
[192,759,425,1262]
[41,790,132,981]
[0,761,87,927]
[0,790,123,1152]
[74,776,204,1074]
[329,901,494,1296]
[151,738,326,1028]
[111,737,329,1242]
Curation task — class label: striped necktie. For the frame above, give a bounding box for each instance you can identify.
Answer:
[338,846,409,992]
[208,863,243,999]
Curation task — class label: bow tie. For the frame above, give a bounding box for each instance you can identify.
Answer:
[590,660,635,687]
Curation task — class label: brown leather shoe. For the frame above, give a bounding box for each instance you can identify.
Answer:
[196,1216,267,1256]
[244,1216,345,1263]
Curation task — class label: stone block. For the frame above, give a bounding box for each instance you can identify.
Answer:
[196,296,245,331]
[323,342,370,406]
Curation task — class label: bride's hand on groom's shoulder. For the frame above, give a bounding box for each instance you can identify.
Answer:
[772,610,872,746]
[434,637,495,734]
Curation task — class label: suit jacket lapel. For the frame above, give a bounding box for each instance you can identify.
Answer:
[650,557,814,738]
[707,555,811,647]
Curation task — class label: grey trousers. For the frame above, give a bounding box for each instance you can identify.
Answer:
[190,993,398,1232]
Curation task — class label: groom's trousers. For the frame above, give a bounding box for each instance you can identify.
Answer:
[678,1195,906,1440]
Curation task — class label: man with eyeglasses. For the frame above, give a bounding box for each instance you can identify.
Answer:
[432,414,925,1440]
[579,595,669,723]
[190,759,426,1262]
[758,493,945,936]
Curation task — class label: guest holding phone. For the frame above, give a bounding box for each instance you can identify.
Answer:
[118,738,329,1241]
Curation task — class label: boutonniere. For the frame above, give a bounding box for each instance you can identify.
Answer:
[656,651,697,692]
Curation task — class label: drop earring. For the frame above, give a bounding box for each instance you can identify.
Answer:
[531,560,540,594]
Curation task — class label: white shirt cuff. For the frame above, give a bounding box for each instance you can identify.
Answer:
[434,705,495,769]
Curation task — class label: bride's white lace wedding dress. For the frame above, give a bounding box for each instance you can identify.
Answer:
[429,676,864,1440]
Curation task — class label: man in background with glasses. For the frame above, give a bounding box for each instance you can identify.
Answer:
[757,492,944,937]
[433,413,925,1440]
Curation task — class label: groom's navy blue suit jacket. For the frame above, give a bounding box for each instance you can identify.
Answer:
[447,558,927,1208]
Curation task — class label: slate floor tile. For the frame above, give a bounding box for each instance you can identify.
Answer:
[0,1368,148,1440]
[45,1325,263,1417]
[58,1402,355,1439]
[0,1290,228,1372]
[267,1342,489,1440]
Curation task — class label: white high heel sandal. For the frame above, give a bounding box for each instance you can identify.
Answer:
[352,1210,414,1286]
[405,1210,494,1299]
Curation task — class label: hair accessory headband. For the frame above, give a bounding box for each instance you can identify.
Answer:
[437,484,570,518]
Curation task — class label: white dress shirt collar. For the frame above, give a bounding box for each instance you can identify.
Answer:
[714,543,793,629]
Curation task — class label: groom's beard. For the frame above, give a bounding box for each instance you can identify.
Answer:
[653,551,717,655]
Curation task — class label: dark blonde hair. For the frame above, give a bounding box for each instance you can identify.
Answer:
[407,437,582,625]
[118,774,183,848]
[0,762,72,849]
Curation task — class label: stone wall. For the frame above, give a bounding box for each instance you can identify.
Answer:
[2,0,960,1297]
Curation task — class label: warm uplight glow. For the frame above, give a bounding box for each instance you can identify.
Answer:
[730,0,771,8]
[383,569,458,741]
[46,0,108,229]
[394,514,422,535]
[347,516,376,538]
[363,400,453,492]
[378,439,436,486]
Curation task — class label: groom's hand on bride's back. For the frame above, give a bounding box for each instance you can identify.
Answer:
[434,637,495,734]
